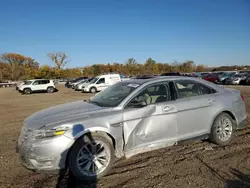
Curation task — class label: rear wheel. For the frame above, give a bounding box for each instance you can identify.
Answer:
[68,133,114,181]
[47,87,54,93]
[23,88,32,94]
[210,113,235,146]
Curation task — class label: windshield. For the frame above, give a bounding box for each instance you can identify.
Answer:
[73,77,84,82]
[233,74,244,78]
[89,82,140,107]
[23,81,32,85]
[86,78,94,83]
[220,72,230,77]
[89,77,99,84]
[220,72,235,77]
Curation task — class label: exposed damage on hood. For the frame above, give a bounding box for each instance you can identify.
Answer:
[23,100,109,129]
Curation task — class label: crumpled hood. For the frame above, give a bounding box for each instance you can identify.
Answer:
[24,100,105,130]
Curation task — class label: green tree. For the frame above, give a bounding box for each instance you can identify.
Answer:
[125,58,138,75]
[145,58,159,74]
[91,64,101,76]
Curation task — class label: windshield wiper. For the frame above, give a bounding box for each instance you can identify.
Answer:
[88,100,103,107]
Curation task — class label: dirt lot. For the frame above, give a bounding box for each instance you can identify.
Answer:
[0,85,250,188]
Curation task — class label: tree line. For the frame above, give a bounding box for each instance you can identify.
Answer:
[0,52,240,81]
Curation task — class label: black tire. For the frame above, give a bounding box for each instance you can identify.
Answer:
[47,87,54,93]
[90,87,97,93]
[23,88,32,94]
[210,113,235,146]
[68,132,114,182]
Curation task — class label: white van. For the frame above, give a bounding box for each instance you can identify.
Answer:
[82,74,121,93]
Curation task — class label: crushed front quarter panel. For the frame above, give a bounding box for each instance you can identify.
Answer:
[122,102,178,158]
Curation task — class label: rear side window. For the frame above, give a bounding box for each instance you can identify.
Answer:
[41,80,49,84]
[197,83,216,95]
[175,80,200,99]
[33,80,49,85]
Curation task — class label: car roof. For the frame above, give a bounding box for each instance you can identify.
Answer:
[122,76,222,89]
[28,79,51,81]
[123,76,195,84]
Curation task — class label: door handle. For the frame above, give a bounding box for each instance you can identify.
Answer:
[163,105,175,112]
[208,98,213,104]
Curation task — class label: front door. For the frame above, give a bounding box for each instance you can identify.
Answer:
[123,83,178,158]
[95,78,107,91]
[174,80,216,141]
[31,80,44,91]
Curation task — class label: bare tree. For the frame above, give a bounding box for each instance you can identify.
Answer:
[48,52,69,69]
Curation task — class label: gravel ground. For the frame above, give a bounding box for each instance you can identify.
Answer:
[0,85,250,188]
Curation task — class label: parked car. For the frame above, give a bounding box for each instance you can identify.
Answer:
[18,79,56,94]
[65,77,88,88]
[120,75,130,81]
[200,72,211,78]
[202,73,219,83]
[71,78,89,89]
[161,72,181,76]
[218,71,237,84]
[74,77,94,91]
[133,75,157,79]
[240,76,250,85]
[215,72,225,76]
[224,73,249,85]
[17,77,247,181]
[82,74,121,93]
[0,81,15,88]
[193,72,202,78]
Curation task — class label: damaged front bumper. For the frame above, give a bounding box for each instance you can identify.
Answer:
[16,134,74,172]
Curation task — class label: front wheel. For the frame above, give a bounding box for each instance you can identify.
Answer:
[23,88,32,94]
[90,87,97,93]
[68,133,114,181]
[210,113,235,146]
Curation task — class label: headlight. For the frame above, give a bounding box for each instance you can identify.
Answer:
[34,128,67,139]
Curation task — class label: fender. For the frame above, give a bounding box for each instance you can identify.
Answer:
[22,87,32,93]
[68,126,124,158]
[23,87,31,90]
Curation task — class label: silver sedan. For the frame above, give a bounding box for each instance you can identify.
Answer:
[17,76,247,181]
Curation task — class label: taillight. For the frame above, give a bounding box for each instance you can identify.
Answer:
[241,93,244,101]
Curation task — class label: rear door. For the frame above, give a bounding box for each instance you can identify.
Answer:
[41,80,49,90]
[174,80,217,141]
[123,82,178,157]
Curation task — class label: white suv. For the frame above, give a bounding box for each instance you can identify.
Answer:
[18,79,56,94]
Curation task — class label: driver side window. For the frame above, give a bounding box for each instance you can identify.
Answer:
[33,81,40,85]
[128,84,170,108]
[97,78,105,84]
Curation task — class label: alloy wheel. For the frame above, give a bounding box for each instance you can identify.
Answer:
[216,116,233,142]
[76,141,110,177]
